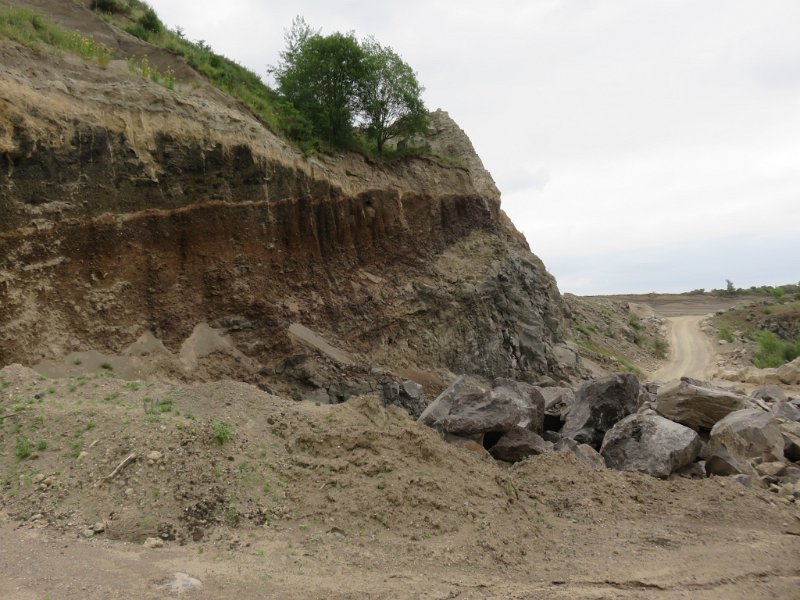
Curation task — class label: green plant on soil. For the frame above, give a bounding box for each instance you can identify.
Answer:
[211,420,233,445]
[718,325,734,343]
[753,330,800,368]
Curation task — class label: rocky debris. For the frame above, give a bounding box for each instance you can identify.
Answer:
[600,413,702,478]
[777,358,800,385]
[540,386,574,422]
[780,421,800,462]
[772,400,800,422]
[488,427,553,462]
[676,461,706,479]
[752,385,788,403]
[561,373,640,448]
[554,438,607,470]
[655,377,751,430]
[143,537,165,549]
[706,409,785,476]
[381,379,427,419]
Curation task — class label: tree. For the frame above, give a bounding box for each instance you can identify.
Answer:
[273,29,367,147]
[358,39,428,154]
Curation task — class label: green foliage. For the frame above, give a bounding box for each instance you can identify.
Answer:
[0,8,111,66]
[138,8,162,34]
[90,0,130,14]
[771,287,785,300]
[753,330,800,368]
[211,420,232,445]
[15,437,31,460]
[628,315,641,330]
[654,337,668,358]
[357,38,428,154]
[275,30,367,147]
[718,326,734,343]
[272,17,427,153]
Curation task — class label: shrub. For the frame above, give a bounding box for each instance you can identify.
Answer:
[15,437,32,460]
[90,0,130,14]
[718,326,734,343]
[138,8,162,34]
[211,420,232,445]
[753,330,800,368]
[628,315,642,330]
[654,338,668,358]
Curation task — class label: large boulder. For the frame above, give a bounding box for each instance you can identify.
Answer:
[780,421,800,462]
[492,378,546,433]
[539,386,575,422]
[706,409,785,475]
[419,376,544,437]
[561,373,640,448]
[417,375,486,429]
[655,377,751,430]
[488,427,553,462]
[600,413,702,478]
[777,358,800,385]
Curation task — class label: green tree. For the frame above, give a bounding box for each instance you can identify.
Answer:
[358,38,428,154]
[274,29,367,147]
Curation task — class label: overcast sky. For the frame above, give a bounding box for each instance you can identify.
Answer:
[148,0,799,295]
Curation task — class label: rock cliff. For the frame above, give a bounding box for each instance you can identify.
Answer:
[0,1,573,389]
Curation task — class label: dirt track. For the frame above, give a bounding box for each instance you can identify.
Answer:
[650,316,716,381]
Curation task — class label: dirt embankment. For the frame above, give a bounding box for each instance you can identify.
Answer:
[1,364,799,599]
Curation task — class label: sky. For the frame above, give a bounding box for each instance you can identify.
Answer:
[147,0,800,295]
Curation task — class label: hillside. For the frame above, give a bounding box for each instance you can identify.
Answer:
[1,3,799,599]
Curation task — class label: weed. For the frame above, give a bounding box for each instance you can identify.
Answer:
[47,386,56,394]
[36,440,47,451]
[15,437,32,460]
[628,315,642,330]
[30,415,44,430]
[85,419,96,430]
[718,326,734,343]
[104,391,121,402]
[184,410,195,420]
[100,362,113,371]
[211,420,232,445]
[753,330,800,368]
[654,338,669,358]
[68,440,83,458]
[124,381,141,391]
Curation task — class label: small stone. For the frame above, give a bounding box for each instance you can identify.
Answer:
[143,537,164,549]
[156,572,201,593]
[77,451,89,460]
[30,513,44,521]
[92,521,105,533]
[32,474,46,484]
[80,528,95,538]
[146,451,163,461]
[756,461,787,477]
[125,487,134,496]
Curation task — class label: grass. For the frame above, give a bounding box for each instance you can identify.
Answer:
[0,7,111,66]
[718,325,734,343]
[15,437,32,460]
[211,420,233,445]
[753,330,800,368]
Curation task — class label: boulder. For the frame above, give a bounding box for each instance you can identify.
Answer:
[772,400,800,422]
[706,409,785,475]
[492,378,546,433]
[752,385,787,403]
[561,373,640,448]
[440,391,522,435]
[600,413,702,478]
[417,375,486,429]
[655,377,751,430]
[488,427,553,462]
[539,386,575,421]
[777,358,800,385]
[555,438,606,470]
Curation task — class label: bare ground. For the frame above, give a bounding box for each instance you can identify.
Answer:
[1,363,799,599]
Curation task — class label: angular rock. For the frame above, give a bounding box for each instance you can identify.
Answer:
[417,375,486,429]
[777,358,800,385]
[561,373,640,448]
[780,421,800,462]
[440,391,522,436]
[675,461,706,479]
[539,386,575,421]
[555,438,606,470]
[600,413,702,478]
[752,384,787,403]
[706,409,785,475]
[491,379,546,433]
[488,427,553,462]
[704,446,742,476]
[755,461,786,477]
[772,400,800,422]
[655,377,751,430]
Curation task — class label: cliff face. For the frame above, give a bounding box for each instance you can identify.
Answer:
[0,1,573,385]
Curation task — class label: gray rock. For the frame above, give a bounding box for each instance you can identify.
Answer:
[656,377,752,430]
[539,386,574,421]
[777,358,800,385]
[772,400,800,422]
[555,438,606,470]
[561,373,640,448]
[492,379,546,433]
[417,375,486,429]
[143,537,164,549]
[676,461,706,479]
[704,445,743,476]
[441,391,522,436]
[706,409,785,475]
[541,430,562,444]
[752,385,787,403]
[600,413,702,478]
[382,379,426,418]
[780,421,800,462]
[488,427,553,462]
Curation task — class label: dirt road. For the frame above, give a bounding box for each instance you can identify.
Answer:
[650,315,716,381]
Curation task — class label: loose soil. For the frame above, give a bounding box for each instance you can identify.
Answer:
[1,363,799,599]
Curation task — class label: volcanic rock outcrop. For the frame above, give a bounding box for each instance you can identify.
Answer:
[0,1,572,387]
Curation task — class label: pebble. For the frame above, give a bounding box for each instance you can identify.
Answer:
[146,450,163,461]
[143,537,164,549]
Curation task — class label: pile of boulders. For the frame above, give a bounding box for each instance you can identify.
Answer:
[418,372,800,498]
